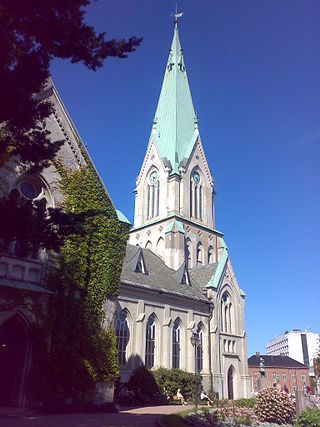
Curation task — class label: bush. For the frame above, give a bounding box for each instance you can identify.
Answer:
[122,366,202,405]
[295,407,320,427]
[153,367,202,402]
[127,366,163,404]
[253,386,295,424]
[234,397,255,408]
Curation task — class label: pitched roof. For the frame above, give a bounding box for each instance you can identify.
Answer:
[189,263,219,288]
[248,354,309,369]
[121,244,207,302]
[150,22,198,175]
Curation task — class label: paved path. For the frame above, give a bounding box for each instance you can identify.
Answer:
[0,405,193,427]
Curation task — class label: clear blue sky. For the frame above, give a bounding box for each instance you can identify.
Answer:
[51,0,320,357]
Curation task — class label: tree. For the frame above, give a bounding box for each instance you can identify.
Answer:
[0,0,141,170]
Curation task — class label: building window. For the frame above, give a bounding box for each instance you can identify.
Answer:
[221,292,232,333]
[208,246,213,264]
[146,170,159,220]
[196,242,203,266]
[292,373,296,380]
[282,373,287,381]
[301,374,306,382]
[145,315,156,368]
[116,311,129,366]
[293,385,297,392]
[273,372,278,380]
[190,170,203,221]
[185,239,192,268]
[196,324,203,372]
[172,319,181,368]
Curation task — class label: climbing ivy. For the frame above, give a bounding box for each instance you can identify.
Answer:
[27,163,129,405]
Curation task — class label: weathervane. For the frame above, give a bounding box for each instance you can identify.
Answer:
[170,3,184,27]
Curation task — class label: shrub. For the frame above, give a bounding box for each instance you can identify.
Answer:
[124,366,202,404]
[254,386,295,424]
[127,366,163,403]
[153,367,202,402]
[295,407,320,427]
[234,397,255,408]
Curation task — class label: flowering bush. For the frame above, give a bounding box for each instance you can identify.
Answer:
[253,387,295,424]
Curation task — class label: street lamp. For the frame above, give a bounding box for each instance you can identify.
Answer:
[190,329,201,408]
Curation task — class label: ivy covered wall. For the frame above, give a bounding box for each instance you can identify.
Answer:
[27,164,129,405]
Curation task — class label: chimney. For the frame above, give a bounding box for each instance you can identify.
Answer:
[256,352,260,357]
[280,352,285,357]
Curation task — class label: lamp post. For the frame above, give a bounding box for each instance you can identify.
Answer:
[190,330,201,408]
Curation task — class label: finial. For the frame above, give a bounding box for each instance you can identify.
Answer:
[170,3,184,28]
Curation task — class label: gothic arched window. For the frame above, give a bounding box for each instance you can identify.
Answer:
[196,242,204,266]
[116,311,130,366]
[221,292,233,333]
[146,170,160,220]
[185,239,192,268]
[156,237,165,259]
[208,246,213,264]
[145,315,156,368]
[172,319,181,368]
[190,170,203,221]
[196,323,203,372]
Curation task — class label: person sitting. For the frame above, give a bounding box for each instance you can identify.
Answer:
[176,388,186,405]
[200,390,213,406]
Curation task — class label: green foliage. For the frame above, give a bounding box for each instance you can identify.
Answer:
[295,407,320,427]
[234,397,255,408]
[27,164,129,405]
[127,366,162,403]
[0,0,141,170]
[253,386,295,424]
[123,366,202,404]
[153,367,202,402]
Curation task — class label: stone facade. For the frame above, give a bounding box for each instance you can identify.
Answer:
[116,21,250,400]
[0,81,115,407]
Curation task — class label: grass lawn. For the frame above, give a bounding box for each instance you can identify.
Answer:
[159,407,197,427]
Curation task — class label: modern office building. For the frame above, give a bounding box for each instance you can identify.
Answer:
[266,330,319,376]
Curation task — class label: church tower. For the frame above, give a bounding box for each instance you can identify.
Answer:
[120,15,250,398]
[129,17,220,271]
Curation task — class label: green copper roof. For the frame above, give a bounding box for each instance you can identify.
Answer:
[151,22,198,175]
[116,209,131,225]
[164,219,185,234]
[206,238,228,289]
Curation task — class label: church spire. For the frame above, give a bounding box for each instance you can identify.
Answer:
[151,17,199,175]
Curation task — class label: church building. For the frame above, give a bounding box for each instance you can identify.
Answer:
[116,18,250,399]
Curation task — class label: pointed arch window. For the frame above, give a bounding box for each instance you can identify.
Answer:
[145,315,156,368]
[146,170,160,220]
[185,239,192,268]
[196,324,203,372]
[196,242,203,266]
[172,319,181,368]
[116,311,130,366]
[221,292,233,333]
[208,246,213,264]
[190,171,203,221]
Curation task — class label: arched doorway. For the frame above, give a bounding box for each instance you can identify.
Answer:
[0,316,29,406]
[227,366,234,400]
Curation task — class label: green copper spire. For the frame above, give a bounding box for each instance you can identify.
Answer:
[151,19,199,175]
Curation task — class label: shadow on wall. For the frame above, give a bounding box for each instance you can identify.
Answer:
[114,355,162,405]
